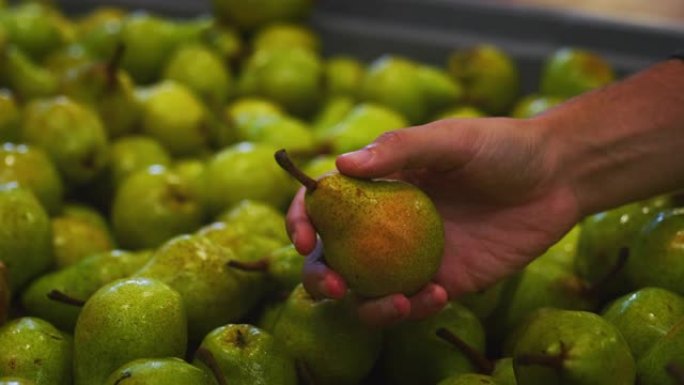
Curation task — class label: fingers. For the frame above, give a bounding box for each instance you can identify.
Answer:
[286,188,317,255]
[336,120,481,179]
[356,283,449,328]
[302,242,347,300]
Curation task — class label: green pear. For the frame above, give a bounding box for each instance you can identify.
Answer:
[303,155,337,180]
[0,3,68,60]
[112,165,205,250]
[511,94,564,118]
[458,279,506,321]
[312,96,355,135]
[237,115,316,153]
[0,143,63,214]
[212,0,313,30]
[138,81,210,156]
[108,135,172,187]
[73,277,187,385]
[276,150,443,297]
[492,357,517,385]
[417,65,464,116]
[0,184,51,291]
[0,317,71,385]
[217,199,289,244]
[1,46,59,100]
[163,43,231,110]
[574,199,669,300]
[172,158,208,209]
[226,244,304,294]
[361,55,425,123]
[325,56,365,98]
[22,249,153,332]
[324,103,408,154]
[602,287,684,359]
[512,308,635,385]
[206,142,295,214]
[637,318,684,385]
[221,97,284,146]
[104,358,217,385]
[0,90,19,142]
[0,378,34,385]
[43,44,92,79]
[133,234,264,341]
[540,48,615,98]
[22,97,109,185]
[200,24,242,62]
[0,262,7,325]
[197,221,284,264]
[272,284,383,385]
[76,7,125,63]
[626,207,684,295]
[239,47,323,116]
[193,324,297,385]
[59,203,109,229]
[437,374,499,385]
[253,22,319,52]
[256,300,285,332]
[51,215,114,268]
[448,44,520,115]
[383,302,487,385]
[434,105,485,120]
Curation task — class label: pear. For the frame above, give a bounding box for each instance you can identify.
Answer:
[361,55,425,123]
[213,0,313,30]
[193,324,297,385]
[163,43,232,110]
[540,48,615,98]
[217,199,289,244]
[383,302,487,385]
[303,155,337,180]
[172,158,208,209]
[0,262,7,325]
[575,199,668,301]
[206,142,295,215]
[448,44,519,115]
[312,96,356,136]
[111,165,205,250]
[0,185,52,291]
[1,46,59,100]
[257,300,286,332]
[324,103,408,155]
[492,357,517,385]
[22,249,153,332]
[0,90,19,142]
[104,358,217,385]
[511,94,564,118]
[512,308,635,385]
[325,56,365,98]
[0,378,34,385]
[223,97,284,144]
[602,287,684,359]
[73,277,187,385]
[0,3,68,61]
[625,207,684,295]
[458,279,506,321]
[201,24,242,63]
[22,96,109,185]
[271,284,383,385]
[434,105,486,120]
[416,65,464,116]
[197,221,284,265]
[133,234,265,341]
[51,214,114,268]
[237,115,316,153]
[108,135,172,187]
[0,317,72,385]
[0,143,64,214]
[437,374,499,385]
[60,203,109,230]
[138,81,210,156]
[76,8,125,63]
[44,44,93,79]
[276,149,444,297]
[637,317,684,385]
[253,22,319,52]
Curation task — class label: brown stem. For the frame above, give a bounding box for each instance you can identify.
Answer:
[106,43,126,90]
[296,360,317,385]
[47,290,86,307]
[195,347,227,385]
[436,328,494,374]
[515,342,567,371]
[113,371,132,385]
[227,259,270,272]
[583,247,630,297]
[274,149,318,191]
[667,362,684,385]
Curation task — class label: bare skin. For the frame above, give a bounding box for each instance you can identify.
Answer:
[287,58,684,327]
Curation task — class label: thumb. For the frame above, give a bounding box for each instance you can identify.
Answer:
[335,119,481,179]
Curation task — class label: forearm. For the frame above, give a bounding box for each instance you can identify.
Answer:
[539,58,684,217]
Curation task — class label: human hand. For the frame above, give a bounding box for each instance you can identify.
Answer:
[287,116,582,327]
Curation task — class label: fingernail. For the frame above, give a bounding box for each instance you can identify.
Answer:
[339,147,373,166]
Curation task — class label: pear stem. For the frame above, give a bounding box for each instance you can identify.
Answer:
[516,343,567,371]
[227,259,270,272]
[113,372,132,385]
[195,347,228,385]
[106,43,126,90]
[667,362,684,384]
[583,247,630,297]
[436,328,494,374]
[47,290,86,307]
[275,149,318,191]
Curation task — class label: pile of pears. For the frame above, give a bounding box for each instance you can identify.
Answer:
[2,0,682,384]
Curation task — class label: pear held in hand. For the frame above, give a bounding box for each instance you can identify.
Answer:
[275,149,444,298]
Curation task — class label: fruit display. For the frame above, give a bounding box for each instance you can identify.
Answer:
[0,0,681,384]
